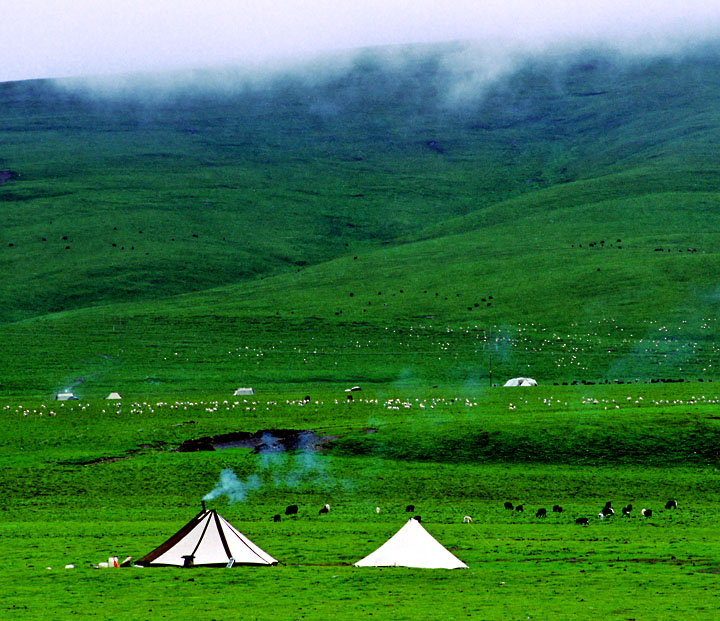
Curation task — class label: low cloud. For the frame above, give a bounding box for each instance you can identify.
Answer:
[2,1,720,83]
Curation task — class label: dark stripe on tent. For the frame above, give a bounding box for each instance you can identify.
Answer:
[135,509,207,566]
[190,511,214,557]
[213,511,233,560]
[220,515,276,564]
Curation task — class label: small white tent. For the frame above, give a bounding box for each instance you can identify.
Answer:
[354,518,468,569]
[233,387,254,396]
[106,392,122,400]
[135,509,277,567]
[503,377,538,387]
[56,392,77,401]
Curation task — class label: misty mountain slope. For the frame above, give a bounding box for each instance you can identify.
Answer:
[4,46,720,323]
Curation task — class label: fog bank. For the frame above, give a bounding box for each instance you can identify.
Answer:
[3,1,720,83]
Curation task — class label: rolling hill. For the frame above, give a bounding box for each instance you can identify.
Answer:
[3,42,720,396]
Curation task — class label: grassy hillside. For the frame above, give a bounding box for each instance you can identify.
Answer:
[4,44,720,395]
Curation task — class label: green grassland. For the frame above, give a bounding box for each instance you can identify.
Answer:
[1,385,718,619]
[3,43,720,619]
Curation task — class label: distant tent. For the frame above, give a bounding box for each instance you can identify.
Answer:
[354,518,468,569]
[135,509,277,567]
[106,392,122,400]
[56,392,77,401]
[233,387,254,396]
[503,377,538,387]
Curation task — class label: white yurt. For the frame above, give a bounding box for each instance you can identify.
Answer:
[503,377,538,387]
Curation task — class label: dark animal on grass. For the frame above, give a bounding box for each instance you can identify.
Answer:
[272,514,281,522]
[552,505,563,513]
[536,508,547,518]
[319,504,330,515]
[601,506,615,517]
[504,502,514,510]
[622,506,632,517]
[285,504,299,516]
[665,499,678,510]
[405,504,415,512]
[576,517,589,526]
[515,504,524,513]
[641,508,653,518]
[413,515,422,522]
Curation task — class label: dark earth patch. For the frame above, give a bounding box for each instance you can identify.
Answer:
[176,428,336,453]
[0,170,18,185]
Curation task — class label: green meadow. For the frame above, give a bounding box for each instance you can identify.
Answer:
[2,44,720,618]
[1,386,718,619]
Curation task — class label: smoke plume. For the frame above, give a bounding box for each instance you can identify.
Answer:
[203,469,261,503]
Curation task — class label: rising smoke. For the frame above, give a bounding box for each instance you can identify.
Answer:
[203,431,332,504]
[203,469,261,503]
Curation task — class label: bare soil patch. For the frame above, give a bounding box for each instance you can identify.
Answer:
[176,428,336,453]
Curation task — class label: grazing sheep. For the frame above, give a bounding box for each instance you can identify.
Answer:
[376,506,380,514]
[552,505,563,513]
[641,508,653,518]
[272,514,281,522]
[665,499,678,510]
[405,504,415,513]
[504,502,514,510]
[535,508,547,518]
[285,504,299,516]
[463,515,473,523]
[576,517,589,526]
[515,504,524,513]
[319,504,330,515]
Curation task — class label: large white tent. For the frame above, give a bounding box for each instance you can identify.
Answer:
[503,377,538,387]
[106,392,122,400]
[135,509,277,567]
[354,518,468,569]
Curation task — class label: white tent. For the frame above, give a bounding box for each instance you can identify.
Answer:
[233,387,254,396]
[354,518,468,569]
[56,392,77,401]
[106,392,122,400]
[503,377,538,387]
[135,509,277,567]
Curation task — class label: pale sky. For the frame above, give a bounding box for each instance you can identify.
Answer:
[2,1,719,82]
